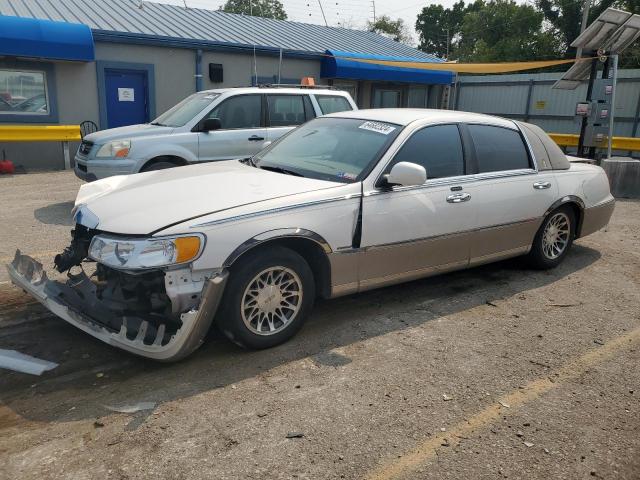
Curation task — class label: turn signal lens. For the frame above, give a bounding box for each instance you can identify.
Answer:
[175,236,202,263]
[114,148,130,158]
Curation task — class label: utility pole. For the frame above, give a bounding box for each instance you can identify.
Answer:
[371,0,376,23]
[446,28,450,61]
[576,0,592,58]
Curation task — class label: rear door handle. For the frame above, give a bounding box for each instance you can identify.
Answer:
[446,192,471,203]
[533,181,551,189]
[248,135,265,141]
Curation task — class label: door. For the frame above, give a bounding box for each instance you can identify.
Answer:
[265,94,313,144]
[360,124,476,290]
[462,123,559,264]
[104,69,149,128]
[197,94,268,161]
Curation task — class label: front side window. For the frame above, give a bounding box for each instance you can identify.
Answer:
[208,94,262,129]
[255,117,401,183]
[468,124,531,173]
[267,95,305,127]
[0,69,49,115]
[316,95,352,114]
[152,92,219,127]
[387,124,464,180]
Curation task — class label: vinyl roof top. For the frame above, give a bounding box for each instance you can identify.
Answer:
[0,0,440,59]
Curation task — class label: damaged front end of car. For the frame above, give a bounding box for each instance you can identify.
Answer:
[7,224,227,361]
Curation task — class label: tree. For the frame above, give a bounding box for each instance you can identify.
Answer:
[221,0,287,20]
[455,0,562,62]
[367,15,412,44]
[416,0,481,59]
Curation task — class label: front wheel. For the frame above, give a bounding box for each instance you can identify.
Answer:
[216,246,315,349]
[141,161,177,172]
[527,206,575,269]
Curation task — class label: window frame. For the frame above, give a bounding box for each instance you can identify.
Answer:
[461,122,535,175]
[0,60,58,124]
[204,93,265,131]
[265,93,307,128]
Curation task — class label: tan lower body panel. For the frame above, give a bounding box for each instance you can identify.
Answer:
[580,199,615,237]
[470,218,540,260]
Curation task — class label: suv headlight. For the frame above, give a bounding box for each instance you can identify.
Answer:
[88,234,204,269]
[96,140,131,158]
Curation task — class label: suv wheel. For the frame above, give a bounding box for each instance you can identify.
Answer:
[216,246,315,349]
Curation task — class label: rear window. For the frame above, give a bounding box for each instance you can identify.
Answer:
[316,95,352,115]
[468,124,531,173]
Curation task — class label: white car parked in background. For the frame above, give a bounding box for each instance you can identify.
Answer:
[11,109,614,361]
[74,87,356,181]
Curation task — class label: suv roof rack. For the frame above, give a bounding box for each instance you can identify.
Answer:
[256,83,337,90]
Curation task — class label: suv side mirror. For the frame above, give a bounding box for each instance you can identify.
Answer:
[381,162,427,188]
[199,118,222,132]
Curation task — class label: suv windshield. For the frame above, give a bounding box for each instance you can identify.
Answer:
[254,117,401,183]
[151,92,220,127]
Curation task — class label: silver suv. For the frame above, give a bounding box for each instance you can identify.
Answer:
[74,87,357,181]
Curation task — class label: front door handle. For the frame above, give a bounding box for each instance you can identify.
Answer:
[446,192,471,203]
[248,135,265,141]
[533,181,551,189]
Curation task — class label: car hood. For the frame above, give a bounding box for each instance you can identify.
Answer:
[74,161,343,235]
[84,123,174,144]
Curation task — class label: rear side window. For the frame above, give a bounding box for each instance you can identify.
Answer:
[267,95,306,127]
[468,125,531,173]
[388,124,464,179]
[316,95,352,114]
[208,94,261,129]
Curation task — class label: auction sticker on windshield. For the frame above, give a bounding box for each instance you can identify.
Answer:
[358,121,396,135]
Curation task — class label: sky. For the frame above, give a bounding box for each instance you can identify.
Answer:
[146,0,465,46]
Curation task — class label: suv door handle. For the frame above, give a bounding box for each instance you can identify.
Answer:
[446,192,471,203]
[248,135,265,141]
[533,181,551,189]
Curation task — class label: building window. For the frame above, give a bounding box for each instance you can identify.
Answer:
[0,69,49,115]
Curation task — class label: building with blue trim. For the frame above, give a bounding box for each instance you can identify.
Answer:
[0,0,452,170]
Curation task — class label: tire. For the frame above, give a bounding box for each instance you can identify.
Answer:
[141,161,178,172]
[526,205,576,269]
[216,246,315,349]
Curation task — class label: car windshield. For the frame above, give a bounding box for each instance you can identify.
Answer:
[151,92,220,127]
[254,117,401,183]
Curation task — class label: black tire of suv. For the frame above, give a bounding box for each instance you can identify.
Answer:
[141,161,177,172]
[216,246,316,350]
[526,205,576,270]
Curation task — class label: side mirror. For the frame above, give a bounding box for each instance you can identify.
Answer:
[383,162,427,187]
[200,118,221,132]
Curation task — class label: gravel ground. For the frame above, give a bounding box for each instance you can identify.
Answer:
[0,171,638,480]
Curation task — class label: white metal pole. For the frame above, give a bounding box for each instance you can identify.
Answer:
[607,54,618,159]
[576,0,591,59]
[278,48,282,84]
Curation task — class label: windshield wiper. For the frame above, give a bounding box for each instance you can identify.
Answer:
[240,156,257,167]
[150,121,168,126]
[259,165,303,177]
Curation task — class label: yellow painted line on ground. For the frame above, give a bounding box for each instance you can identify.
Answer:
[365,326,640,480]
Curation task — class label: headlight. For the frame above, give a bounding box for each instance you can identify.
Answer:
[96,140,131,158]
[88,234,204,269]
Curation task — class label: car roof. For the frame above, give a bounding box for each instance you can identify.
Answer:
[200,87,350,96]
[323,108,517,128]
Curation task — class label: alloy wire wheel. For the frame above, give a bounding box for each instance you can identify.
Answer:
[241,266,303,336]
[541,212,570,260]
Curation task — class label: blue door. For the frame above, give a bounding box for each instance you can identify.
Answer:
[104,69,149,128]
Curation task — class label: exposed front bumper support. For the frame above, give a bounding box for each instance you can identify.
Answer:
[7,251,228,362]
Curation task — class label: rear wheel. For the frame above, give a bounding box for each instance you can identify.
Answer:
[216,246,315,349]
[527,206,575,269]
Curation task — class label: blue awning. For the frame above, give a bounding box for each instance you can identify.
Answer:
[0,15,94,62]
[321,50,454,85]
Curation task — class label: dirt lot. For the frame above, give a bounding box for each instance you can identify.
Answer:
[0,171,639,480]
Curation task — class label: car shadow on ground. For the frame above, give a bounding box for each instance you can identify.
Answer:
[0,244,601,424]
[33,201,75,226]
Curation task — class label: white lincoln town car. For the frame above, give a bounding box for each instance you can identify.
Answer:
[8,109,615,361]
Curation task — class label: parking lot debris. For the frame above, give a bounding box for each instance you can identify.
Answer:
[442,394,453,401]
[104,402,156,414]
[523,441,535,447]
[498,400,511,408]
[594,339,605,345]
[486,300,498,307]
[286,432,305,439]
[516,431,524,437]
[0,349,58,375]
[93,421,105,428]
